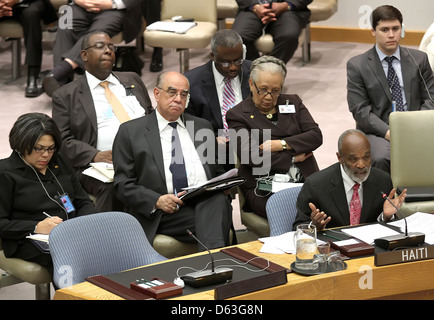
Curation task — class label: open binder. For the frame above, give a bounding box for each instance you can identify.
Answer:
[179,169,245,202]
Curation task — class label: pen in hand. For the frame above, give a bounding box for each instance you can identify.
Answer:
[42,211,53,218]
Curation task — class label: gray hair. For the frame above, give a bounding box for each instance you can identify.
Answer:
[155,71,190,89]
[337,129,367,153]
[210,29,243,55]
[250,55,287,84]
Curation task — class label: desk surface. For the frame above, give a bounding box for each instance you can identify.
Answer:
[53,241,434,300]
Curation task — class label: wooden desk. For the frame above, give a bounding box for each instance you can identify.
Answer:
[53,241,434,300]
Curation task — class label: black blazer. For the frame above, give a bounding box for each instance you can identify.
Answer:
[226,94,322,189]
[184,60,252,134]
[0,152,94,257]
[112,112,224,242]
[293,163,393,229]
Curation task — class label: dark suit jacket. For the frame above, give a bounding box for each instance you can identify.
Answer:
[347,45,434,138]
[293,163,393,229]
[52,72,153,171]
[184,60,252,134]
[226,94,322,190]
[112,112,224,242]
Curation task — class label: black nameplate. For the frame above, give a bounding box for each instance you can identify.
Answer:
[374,245,434,267]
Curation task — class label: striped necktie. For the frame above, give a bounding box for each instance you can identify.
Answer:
[222,78,235,134]
[100,81,131,123]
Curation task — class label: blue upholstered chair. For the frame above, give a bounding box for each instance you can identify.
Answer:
[49,211,167,289]
[266,186,302,237]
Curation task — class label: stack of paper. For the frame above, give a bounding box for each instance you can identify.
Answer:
[26,234,49,243]
[146,21,197,34]
[83,162,114,183]
[389,212,434,244]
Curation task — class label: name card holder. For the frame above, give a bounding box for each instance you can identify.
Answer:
[130,277,183,299]
[374,245,434,267]
[329,238,375,258]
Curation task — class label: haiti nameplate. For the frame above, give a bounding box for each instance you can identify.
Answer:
[374,245,434,267]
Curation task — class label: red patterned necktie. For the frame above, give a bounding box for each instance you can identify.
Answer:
[350,183,361,225]
[222,78,235,135]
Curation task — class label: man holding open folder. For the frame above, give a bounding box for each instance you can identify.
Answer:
[113,71,233,250]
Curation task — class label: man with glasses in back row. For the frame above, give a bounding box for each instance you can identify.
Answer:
[185,29,252,172]
[51,31,153,213]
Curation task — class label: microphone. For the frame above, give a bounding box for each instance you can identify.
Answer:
[374,191,425,250]
[186,229,215,272]
[181,230,233,288]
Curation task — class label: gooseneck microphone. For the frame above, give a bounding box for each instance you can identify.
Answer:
[181,230,233,288]
[381,191,408,236]
[374,191,425,250]
[186,229,215,272]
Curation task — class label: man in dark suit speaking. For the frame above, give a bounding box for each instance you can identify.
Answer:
[293,129,407,231]
[112,71,232,249]
[346,5,434,173]
[52,31,153,212]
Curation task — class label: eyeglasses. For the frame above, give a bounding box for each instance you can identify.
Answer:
[253,81,281,97]
[215,59,244,68]
[33,146,56,154]
[84,42,117,52]
[158,87,190,100]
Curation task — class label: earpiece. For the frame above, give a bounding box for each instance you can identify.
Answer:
[401,23,405,38]
[242,44,247,60]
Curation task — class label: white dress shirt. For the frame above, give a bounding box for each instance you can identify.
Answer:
[86,71,145,151]
[155,109,208,194]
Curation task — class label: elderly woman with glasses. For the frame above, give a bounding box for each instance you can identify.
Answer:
[0,113,94,274]
[226,56,323,218]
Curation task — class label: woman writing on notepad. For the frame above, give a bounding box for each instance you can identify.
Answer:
[0,113,94,274]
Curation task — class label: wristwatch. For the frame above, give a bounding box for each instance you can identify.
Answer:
[286,2,292,10]
[112,0,117,9]
[280,140,287,150]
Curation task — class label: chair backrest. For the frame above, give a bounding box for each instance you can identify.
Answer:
[49,212,167,288]
[390,110,434,187]
[161,0,217,24]
[266,186,302,237]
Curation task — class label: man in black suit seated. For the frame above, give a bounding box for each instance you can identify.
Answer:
[185,29,251,171]
[293,129,407,230]
[112,71,233,250]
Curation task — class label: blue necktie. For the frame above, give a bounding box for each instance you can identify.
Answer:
[168,122,188,192]
[385,56,405,111]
